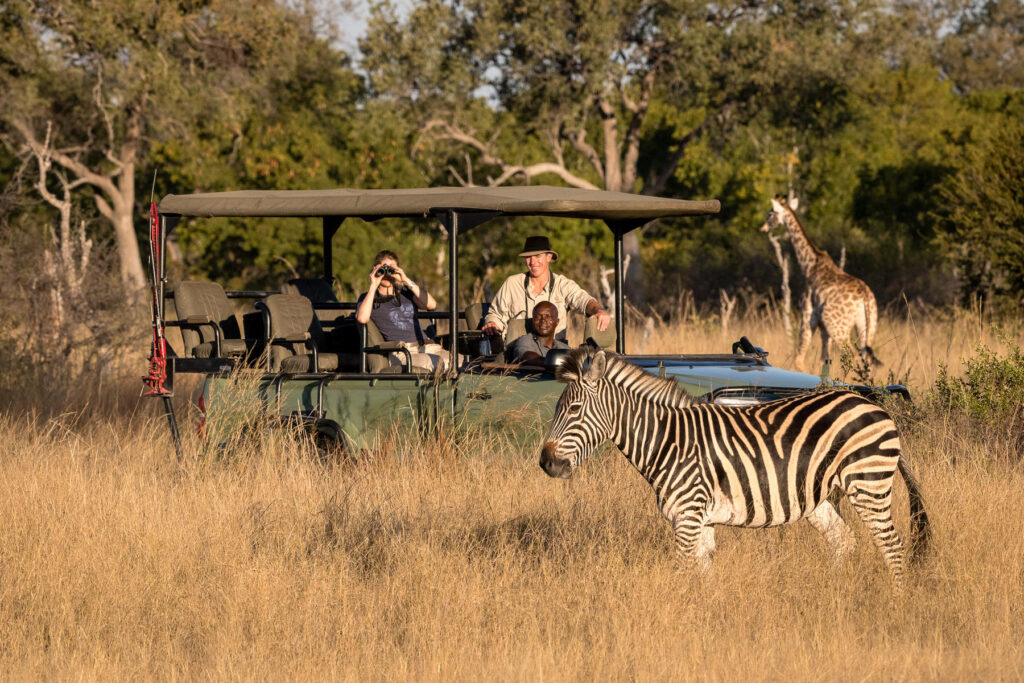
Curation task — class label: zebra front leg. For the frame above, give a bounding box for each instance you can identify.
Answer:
[846,484,907,591]
[672,511,713,573]
[806,501,856,562]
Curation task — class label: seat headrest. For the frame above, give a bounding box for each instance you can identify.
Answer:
[281,278,337,303]
[464,302,490,330]
[583,316,616,350]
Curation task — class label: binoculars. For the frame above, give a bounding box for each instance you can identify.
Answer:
[376,264,396,276]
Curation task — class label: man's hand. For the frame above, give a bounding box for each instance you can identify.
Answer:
[482,321,501,336]
[592,308,611,331]
[589,309,610,331]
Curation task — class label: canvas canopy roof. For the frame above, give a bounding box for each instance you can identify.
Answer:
[158,186,720,223]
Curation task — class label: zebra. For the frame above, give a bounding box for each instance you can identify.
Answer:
[539,347,930,589]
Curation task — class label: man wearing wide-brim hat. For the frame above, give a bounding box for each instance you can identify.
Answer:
[482,235,611,342]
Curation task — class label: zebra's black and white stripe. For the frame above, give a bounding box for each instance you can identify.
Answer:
[540,347,930,588]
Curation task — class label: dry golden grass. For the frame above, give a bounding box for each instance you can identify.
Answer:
[1,308,1022,679]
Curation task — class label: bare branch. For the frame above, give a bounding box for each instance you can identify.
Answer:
[11,119,120,201]
[563,126,603,179]
[489,162,599,190]
[447,164,468,187]
[93,65,123,171]
[424,118,599,190]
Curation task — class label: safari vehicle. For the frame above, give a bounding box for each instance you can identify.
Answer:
[142,186,896,454]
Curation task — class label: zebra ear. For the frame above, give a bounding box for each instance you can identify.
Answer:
[583,350,608,385]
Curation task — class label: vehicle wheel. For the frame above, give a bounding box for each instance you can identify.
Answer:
[311,418,349,464]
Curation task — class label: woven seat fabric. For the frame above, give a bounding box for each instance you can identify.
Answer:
[174,281,245,357]
[464,302,490,331]
[262,293,327,371]
[193,338,250,359]
[279,353,339,373]
[583,317,616,350]
[281,278,346,323]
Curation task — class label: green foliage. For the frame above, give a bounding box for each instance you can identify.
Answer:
[937,106,1024,305]
[929,338,1024,429]
[1,0,1023,315]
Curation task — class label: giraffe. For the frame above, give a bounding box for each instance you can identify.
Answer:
[760,195,879,372]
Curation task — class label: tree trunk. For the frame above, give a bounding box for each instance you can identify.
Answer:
[621,230,644,303]
[113,203,147,297]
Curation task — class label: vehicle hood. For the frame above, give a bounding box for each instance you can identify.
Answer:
[628,358,823,397]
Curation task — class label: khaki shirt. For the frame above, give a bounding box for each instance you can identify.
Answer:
[483,272,596,339]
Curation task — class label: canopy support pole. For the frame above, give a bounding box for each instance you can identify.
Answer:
[605,219,647,355]
[614,231,625,354]
[322,217,343,282]
[448,211,459,373]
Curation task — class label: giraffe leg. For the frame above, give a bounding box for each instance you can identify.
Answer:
[795,292,814,371]
[672,510,711,573]
[819,325,832,370]
[806,500,856,562]
[845,482,906,591]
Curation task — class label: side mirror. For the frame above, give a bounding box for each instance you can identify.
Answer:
[544,348,570,374]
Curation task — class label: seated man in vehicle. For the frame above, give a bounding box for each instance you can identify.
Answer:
[481,235,611,343]
[355,250,447,370]
[508,302,569,368]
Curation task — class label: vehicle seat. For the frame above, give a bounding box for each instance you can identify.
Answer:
[462,302,496,358]
[172,281,252,359]
[363,319,394,373]
[257,293,338,372]
[504,317,533,343]
[583,316,616,350]
[465,302,489,331]
[502,317,536,362]
[280,277,346,324]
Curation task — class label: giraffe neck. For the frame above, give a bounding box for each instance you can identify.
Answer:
[781,208,830,280]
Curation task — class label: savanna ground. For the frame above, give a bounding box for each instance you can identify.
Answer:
[1,305,1023,679]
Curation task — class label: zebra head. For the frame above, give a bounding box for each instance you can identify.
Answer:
[540,347,615,478]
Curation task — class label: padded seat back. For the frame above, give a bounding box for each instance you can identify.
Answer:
[464,302,490,331]
[174,281,243,357]
[504,317,533,344]
[363,319,390,373]
[262,293,325,371]
[583,317,616,350]
[281,278,345,323]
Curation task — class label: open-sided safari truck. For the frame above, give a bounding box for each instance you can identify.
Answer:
[142,186,850,454]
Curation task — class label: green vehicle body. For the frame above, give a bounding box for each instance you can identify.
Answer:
[145,186,905,453]
[200,354,827,452]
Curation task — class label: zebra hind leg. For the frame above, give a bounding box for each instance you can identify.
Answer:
[806,500,856,562]
[672,512,713,573]
[846,484,907,591]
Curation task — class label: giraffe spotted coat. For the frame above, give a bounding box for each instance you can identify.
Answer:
[761,196,879,371]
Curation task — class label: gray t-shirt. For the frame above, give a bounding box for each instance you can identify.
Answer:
[509,333,569,361]
[356,289,425,344]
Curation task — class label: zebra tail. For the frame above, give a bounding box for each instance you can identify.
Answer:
[898,457,931,563]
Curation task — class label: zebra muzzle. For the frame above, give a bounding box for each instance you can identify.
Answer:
[540,441,572,479]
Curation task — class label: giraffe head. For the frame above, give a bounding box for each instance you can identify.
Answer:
[759,194,799,234]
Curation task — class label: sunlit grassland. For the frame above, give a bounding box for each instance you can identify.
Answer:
[0,308,1022,679]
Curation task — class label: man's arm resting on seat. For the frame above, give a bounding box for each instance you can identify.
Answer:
[584,299,611,331]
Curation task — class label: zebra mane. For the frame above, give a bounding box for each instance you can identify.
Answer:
[556,347,691,407]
